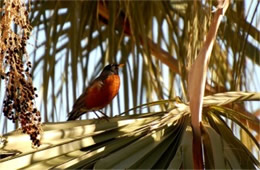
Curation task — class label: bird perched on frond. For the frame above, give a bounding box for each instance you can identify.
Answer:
[67,63,124,121]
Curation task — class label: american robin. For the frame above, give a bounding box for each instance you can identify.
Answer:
[67,63,124,121]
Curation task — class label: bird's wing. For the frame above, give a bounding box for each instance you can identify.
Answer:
[67,79,104,120]
[86,79,103,94]
[72,79,104,109]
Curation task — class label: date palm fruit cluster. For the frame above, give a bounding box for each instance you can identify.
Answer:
[0,1,41,147]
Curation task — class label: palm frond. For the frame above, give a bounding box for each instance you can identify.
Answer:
[0,92,259,169]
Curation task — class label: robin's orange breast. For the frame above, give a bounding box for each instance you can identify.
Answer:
[85,75,120,110]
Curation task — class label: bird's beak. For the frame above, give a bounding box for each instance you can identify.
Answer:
[118,64,124,68]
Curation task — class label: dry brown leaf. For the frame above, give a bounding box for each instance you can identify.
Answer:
[187,0,230,169]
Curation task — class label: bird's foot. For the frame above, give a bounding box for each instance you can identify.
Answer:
[93,110,109,122]
[93,111,101,119]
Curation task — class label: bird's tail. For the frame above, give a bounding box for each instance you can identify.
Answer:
[67,109,85,121]
[67,91,89,121]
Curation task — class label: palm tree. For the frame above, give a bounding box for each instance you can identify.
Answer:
[0,0,259,169]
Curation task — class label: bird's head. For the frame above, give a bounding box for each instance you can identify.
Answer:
[102,63,124,75]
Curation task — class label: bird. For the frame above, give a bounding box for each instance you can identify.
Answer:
[67,63,124,121]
